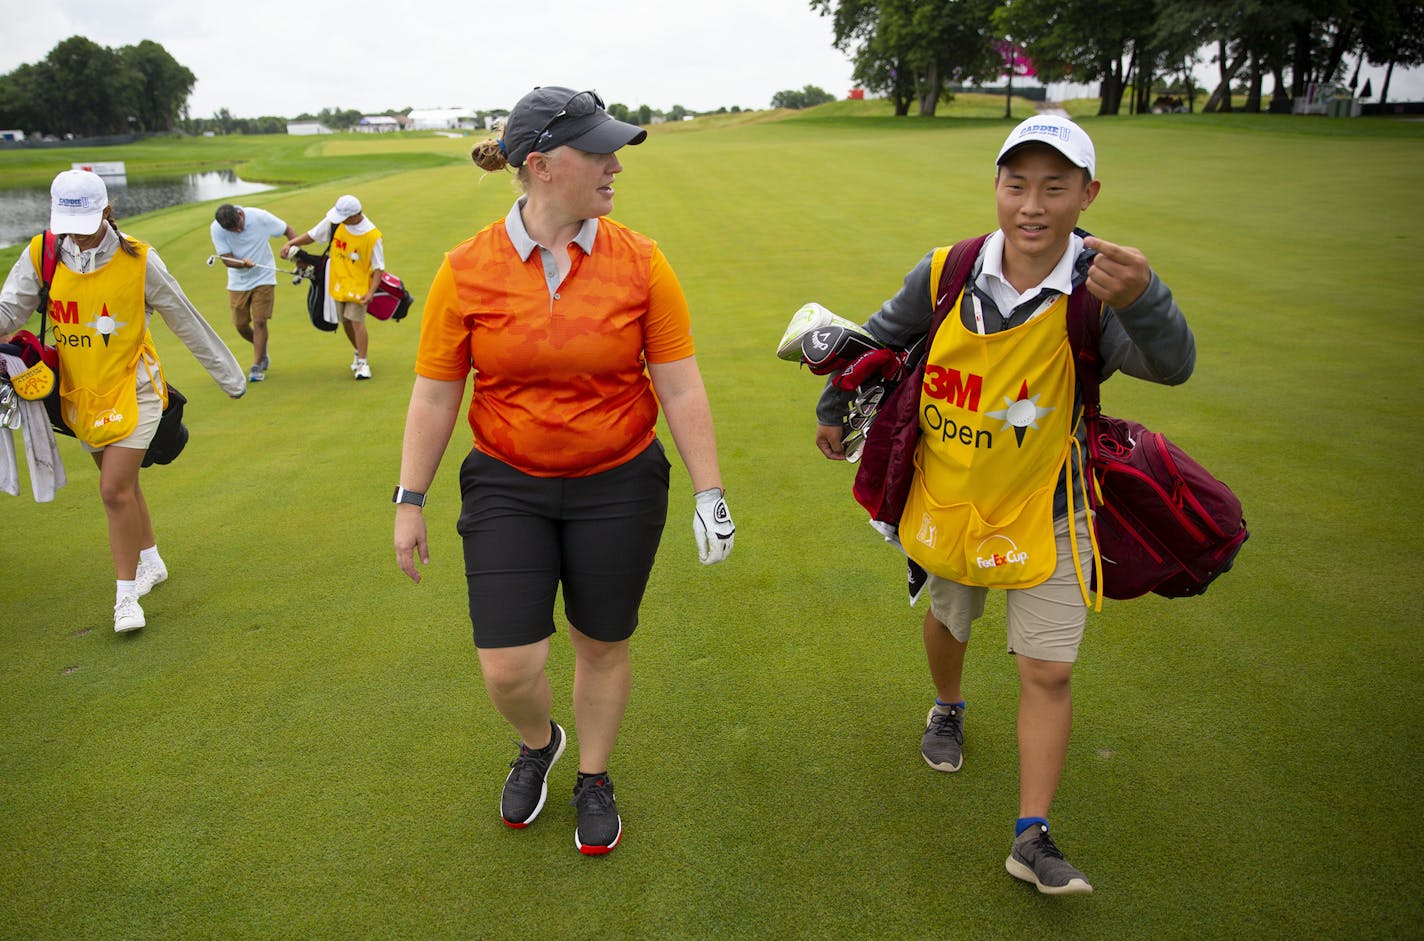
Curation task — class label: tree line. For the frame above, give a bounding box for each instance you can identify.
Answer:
[812,0,1424,116]
[0,36,195,137]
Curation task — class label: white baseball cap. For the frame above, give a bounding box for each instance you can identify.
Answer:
[50,169,109,235]
[325,194,362,224]
[996,115,1096,179]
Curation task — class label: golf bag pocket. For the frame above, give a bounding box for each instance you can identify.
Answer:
[1087,414,1248,599]
[367,272,413,322]
[142,384,188,467]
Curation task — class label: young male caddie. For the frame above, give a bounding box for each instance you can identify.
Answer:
[813,116,1197,894]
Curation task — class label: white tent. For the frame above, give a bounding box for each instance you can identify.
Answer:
[408,108,480,131]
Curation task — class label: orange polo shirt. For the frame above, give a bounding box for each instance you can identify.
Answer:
[415,213,695,477]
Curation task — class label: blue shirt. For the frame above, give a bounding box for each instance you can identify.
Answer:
[209,207,289,291]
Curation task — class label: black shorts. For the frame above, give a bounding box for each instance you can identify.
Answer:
[456,440,670,649]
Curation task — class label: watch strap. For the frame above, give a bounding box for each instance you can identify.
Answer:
[392,486,426,507]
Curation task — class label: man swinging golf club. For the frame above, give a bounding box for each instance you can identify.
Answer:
[210,204,297,382]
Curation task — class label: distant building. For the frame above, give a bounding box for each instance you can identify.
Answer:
[357,115,400,133]
[0,129,24,142]
[287,121,334,136]
[408,108,481,131]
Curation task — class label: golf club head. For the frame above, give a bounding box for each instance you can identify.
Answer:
[841,383,887,464]
[777,302,874,361]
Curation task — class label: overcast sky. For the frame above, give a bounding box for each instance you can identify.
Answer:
[4,0,1420,118]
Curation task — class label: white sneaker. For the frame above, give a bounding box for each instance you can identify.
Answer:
[136,559,168,597]
[114,595,145,633]
[351,354,362,373]
[354,359,371,380]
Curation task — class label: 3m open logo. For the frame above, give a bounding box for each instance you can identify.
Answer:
[974,535,1028,569]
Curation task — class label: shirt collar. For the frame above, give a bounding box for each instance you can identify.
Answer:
[339,216,375,236]
[979,229,1082,298]
[503,197,599,262]
[59,225,120,273]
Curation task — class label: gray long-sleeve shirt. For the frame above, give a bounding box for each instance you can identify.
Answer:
[1,228,246,398]
[817,236,1196,517]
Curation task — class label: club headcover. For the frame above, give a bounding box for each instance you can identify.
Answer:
[777,302,877,362]
[801,324,886,376]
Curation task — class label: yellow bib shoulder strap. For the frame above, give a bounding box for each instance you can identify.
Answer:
[929,246,951,306]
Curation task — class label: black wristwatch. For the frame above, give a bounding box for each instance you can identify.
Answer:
[392,486,426,508]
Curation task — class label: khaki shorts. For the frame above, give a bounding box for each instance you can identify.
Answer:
[79,376,162,453]
[228,284,276,329]
[927,511,1094,663]
[335,300,367,323]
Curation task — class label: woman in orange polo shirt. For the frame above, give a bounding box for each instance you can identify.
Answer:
[393,87,734,856]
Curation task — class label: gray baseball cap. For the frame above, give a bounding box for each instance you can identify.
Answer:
[502,87,646,167]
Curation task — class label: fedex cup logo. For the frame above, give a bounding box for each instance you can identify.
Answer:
[975,535,1028,569]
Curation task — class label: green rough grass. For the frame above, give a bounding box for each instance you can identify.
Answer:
[2,111,1422,940]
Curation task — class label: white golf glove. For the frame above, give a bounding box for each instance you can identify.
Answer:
[692,487,735,565]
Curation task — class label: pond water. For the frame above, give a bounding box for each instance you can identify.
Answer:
[0,170,275,249]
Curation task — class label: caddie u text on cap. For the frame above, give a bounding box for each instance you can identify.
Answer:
[996,115,1096,179]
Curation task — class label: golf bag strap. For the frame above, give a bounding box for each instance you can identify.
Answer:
[929,235,991,332]
[1064,282,1108,610]
[1066,284,1105,414]
[36,229,59,345]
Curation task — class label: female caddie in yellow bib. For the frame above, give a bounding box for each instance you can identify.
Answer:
[36,238,167,448]
[0,169,245,635]
[902,291,1075,589]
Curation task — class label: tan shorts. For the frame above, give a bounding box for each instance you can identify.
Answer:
[228,284,276,329]
[79,377,163,454]
[335,300,367,323]
[927,511,1094,663]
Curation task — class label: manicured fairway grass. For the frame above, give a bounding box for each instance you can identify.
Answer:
[1,107,1421,939]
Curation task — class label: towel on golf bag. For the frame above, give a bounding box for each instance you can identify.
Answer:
[0,351,67,501]
[302,253,337,332]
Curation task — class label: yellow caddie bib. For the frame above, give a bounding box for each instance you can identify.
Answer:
[900,289,1076,589]
[30,234,165,448]
[328,224,381,303]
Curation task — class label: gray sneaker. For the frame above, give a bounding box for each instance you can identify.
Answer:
[500,721,565,828]
[1006,824,1093,895]
[921,704,964,772]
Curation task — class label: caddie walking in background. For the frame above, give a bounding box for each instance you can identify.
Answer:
[210,204,297,382]
[813,116,1196,894]
[282,194,382,380]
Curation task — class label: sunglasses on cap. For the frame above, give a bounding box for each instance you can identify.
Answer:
[531,89,606,154]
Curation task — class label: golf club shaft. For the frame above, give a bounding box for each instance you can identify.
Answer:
[208,255,297,276]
